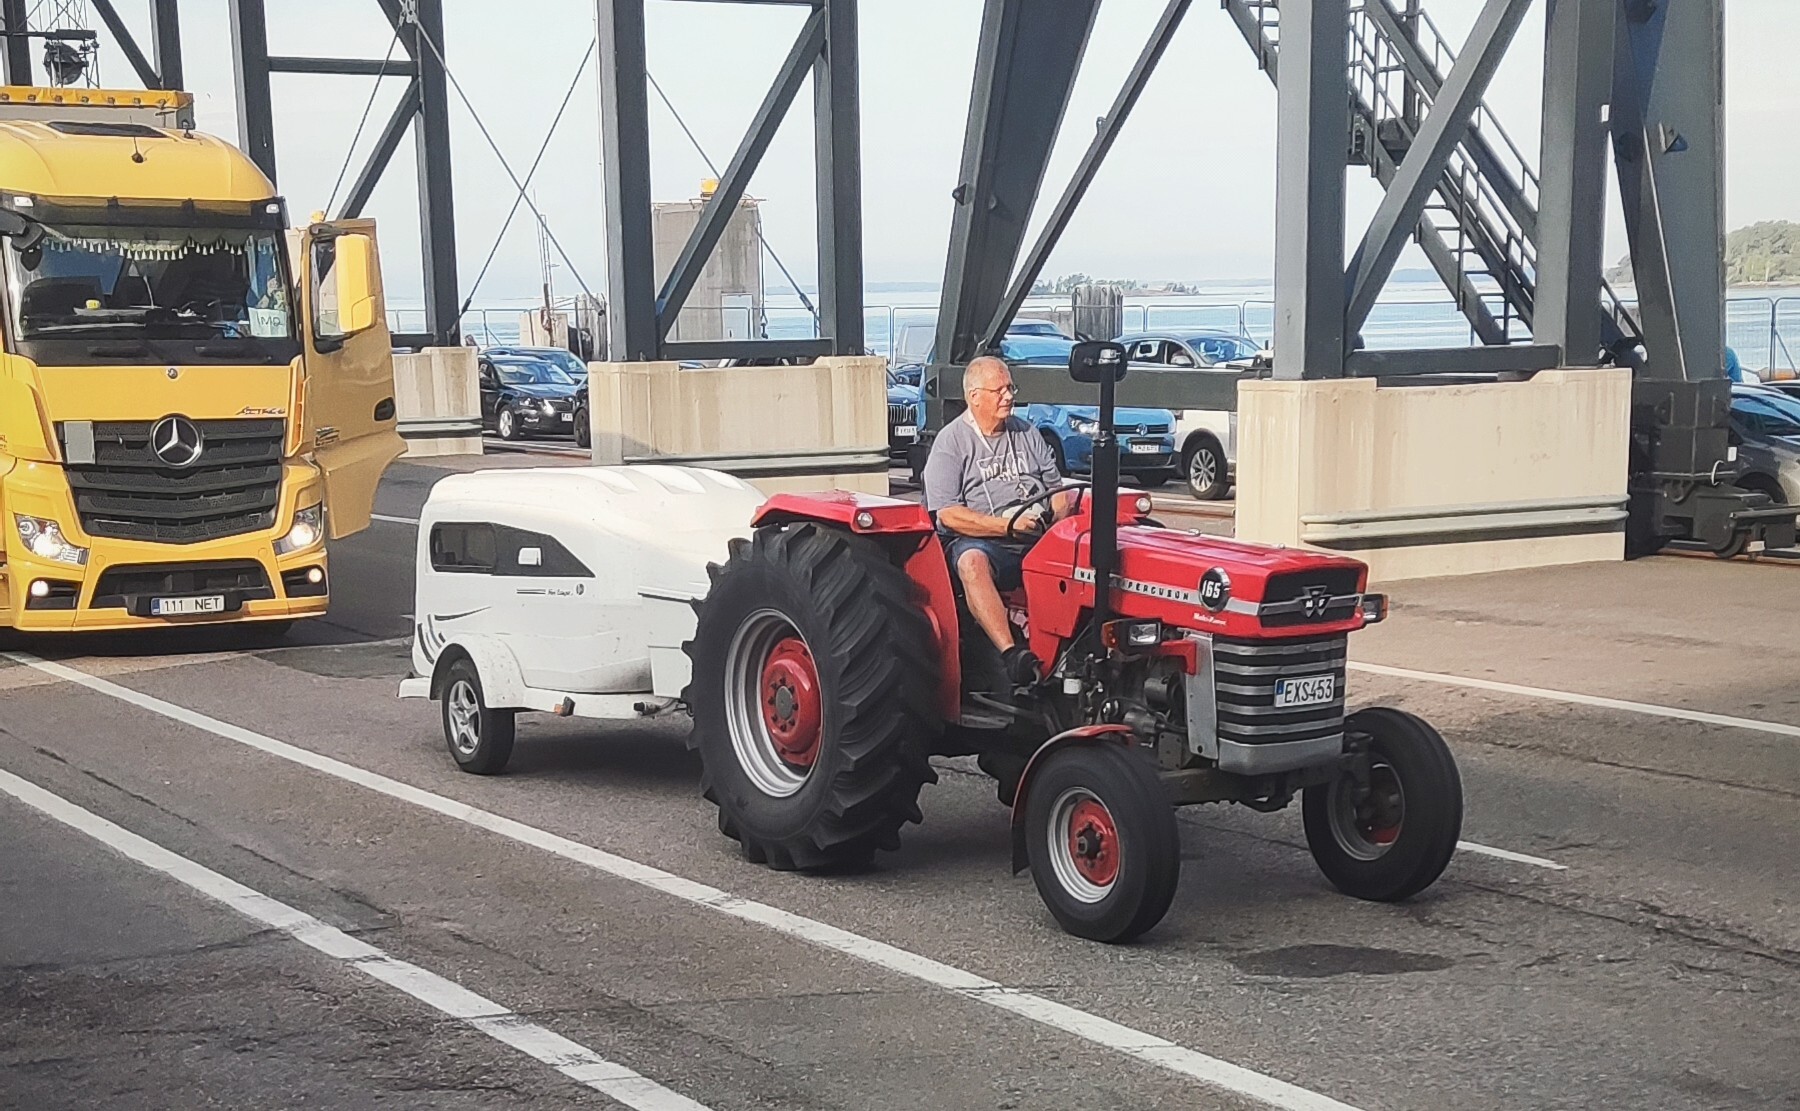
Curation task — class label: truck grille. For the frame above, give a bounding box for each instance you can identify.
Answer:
[59,419,285,543]
[1211,634,1347,749]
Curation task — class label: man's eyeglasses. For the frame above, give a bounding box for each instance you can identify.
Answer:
[970,384,1019,396]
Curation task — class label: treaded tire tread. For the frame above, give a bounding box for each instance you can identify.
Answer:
[1302,707,1461,902]
[684,523,940,871]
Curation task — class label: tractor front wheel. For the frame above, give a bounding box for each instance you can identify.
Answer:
[1024,743,1179,943]
[1303,707,1462,901]
[685,523,940,871]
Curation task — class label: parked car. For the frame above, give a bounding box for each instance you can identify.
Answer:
[1116,330,1266,500]
[888,329,1178,486]
[1763,379,1800,403]
[1024,403,1178,487]
[1728,385,1800,507]
[479,355,580,441]
[887,369,926,480]
[483,344,589,383]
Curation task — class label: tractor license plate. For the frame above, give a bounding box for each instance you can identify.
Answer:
[1273,674,1336,708]
[1127,441,1161,454]
[151,595,225,616]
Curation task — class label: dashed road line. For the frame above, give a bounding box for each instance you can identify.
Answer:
[1350,661,1800,740]
[0,766,711,1111]
[7,651,1363,1111]
[1455,841,1565,870]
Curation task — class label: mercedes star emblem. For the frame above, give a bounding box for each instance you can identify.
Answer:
[149,414,205,468]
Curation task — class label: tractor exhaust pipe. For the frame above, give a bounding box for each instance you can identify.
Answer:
[1069,341,1128,631]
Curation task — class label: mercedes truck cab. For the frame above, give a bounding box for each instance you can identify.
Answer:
[0,86,402,634]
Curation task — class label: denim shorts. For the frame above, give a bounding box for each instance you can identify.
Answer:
[944,536,1028,591]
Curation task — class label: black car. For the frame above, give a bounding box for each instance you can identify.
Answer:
[572,377,591,449]
[479,355,580,440]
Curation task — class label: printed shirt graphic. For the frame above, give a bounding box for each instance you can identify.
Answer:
[923,412,1063,520]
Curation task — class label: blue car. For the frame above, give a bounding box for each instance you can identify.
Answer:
[1023,402,1179,487]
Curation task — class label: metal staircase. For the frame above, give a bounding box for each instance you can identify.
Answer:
[1221,0,1641,351]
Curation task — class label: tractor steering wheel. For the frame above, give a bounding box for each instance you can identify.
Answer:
[1004,483,1088,544]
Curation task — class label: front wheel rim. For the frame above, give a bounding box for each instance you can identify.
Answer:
[499,411,514,437]
[447,679,481,756]
[1047,787,1119,902]
[1329,759,1405,860]
[1189,447,1217,491]
[725,610,821,798]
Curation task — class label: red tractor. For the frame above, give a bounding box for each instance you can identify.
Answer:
[684,341,1463,941]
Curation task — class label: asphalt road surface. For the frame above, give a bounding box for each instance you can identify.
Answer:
[2,455,1795,1110]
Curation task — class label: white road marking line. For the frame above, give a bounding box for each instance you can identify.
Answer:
[371,512,419,525]
[0,766,710,1111]
[6,651,1362,1111]
[1455,841,1565,871]
[1349,661,1800,740]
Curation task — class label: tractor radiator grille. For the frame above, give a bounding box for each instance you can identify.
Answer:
[59,419,286,543]
[1211,634,1347,748]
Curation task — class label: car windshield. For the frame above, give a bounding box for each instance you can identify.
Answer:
[526,349,586,377]
[3,216,298,365]
[1191,336,1260,363]
[1734,390,1800,437]
[494,361,573,386]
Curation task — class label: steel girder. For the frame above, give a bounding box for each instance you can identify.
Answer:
[222,0,460,347]
[598,0,864,364]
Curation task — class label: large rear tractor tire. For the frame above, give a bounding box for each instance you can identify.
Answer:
[1303,707,1462,902]
[685,523,941,871]
[1024,743,1179,943]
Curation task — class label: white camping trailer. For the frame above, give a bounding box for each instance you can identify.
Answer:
[399,465,765,771]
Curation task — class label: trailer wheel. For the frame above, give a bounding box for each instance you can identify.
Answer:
[1024,743,1179,943]
[1303,707,1461,901]
[685,523,940,871]
[440,657,516,775]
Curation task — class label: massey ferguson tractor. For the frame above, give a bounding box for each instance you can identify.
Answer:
[409,340,1464,942]
[681,340,1462,941]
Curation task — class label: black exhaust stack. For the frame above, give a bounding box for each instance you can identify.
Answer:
[1069,341,1128,630]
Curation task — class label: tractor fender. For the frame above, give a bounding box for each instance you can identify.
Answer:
[1009,724,1136,874]
[429,633,529,710]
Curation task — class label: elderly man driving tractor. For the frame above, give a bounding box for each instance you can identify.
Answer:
[923,356,1079,694]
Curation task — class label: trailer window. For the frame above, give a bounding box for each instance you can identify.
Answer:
[430,523,497,573]
[494,525,592,577]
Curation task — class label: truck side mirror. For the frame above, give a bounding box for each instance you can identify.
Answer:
[311,232,378,348]
[1069,340,1128,384]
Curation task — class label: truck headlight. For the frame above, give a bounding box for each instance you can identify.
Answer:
[276,503,324,554]
[15,514,88,565]
[1071,419,1099,437]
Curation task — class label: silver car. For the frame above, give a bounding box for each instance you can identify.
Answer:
[1729,385,1800,507]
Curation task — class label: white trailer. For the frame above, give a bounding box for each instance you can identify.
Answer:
[398,464,764,772]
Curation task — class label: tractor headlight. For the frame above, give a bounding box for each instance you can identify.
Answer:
[14,514,87,566]
[1071,418,1099,437]
[276,503,324,554]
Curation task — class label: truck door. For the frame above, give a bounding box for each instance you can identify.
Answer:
[297,219,405,539]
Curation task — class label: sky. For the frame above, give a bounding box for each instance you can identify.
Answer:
[67,0,1800,309]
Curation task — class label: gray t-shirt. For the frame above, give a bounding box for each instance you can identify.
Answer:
[922,412,1063,519]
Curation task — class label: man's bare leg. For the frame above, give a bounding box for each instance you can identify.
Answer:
[956,549,1016,653]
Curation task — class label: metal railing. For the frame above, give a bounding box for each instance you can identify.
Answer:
[392,294,1800,373]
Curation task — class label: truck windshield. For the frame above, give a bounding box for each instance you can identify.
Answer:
[2,221,300,366]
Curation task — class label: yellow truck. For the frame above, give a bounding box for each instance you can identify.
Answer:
[0,87,402,635]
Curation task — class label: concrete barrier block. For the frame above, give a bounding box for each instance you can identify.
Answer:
[1237,369,1631,582]
[583,356,889,494]
[393,347,482,458]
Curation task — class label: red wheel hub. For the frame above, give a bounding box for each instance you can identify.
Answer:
[759,637,822,768]
[1067,798,1120,887]
[1360,766,1404,845]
